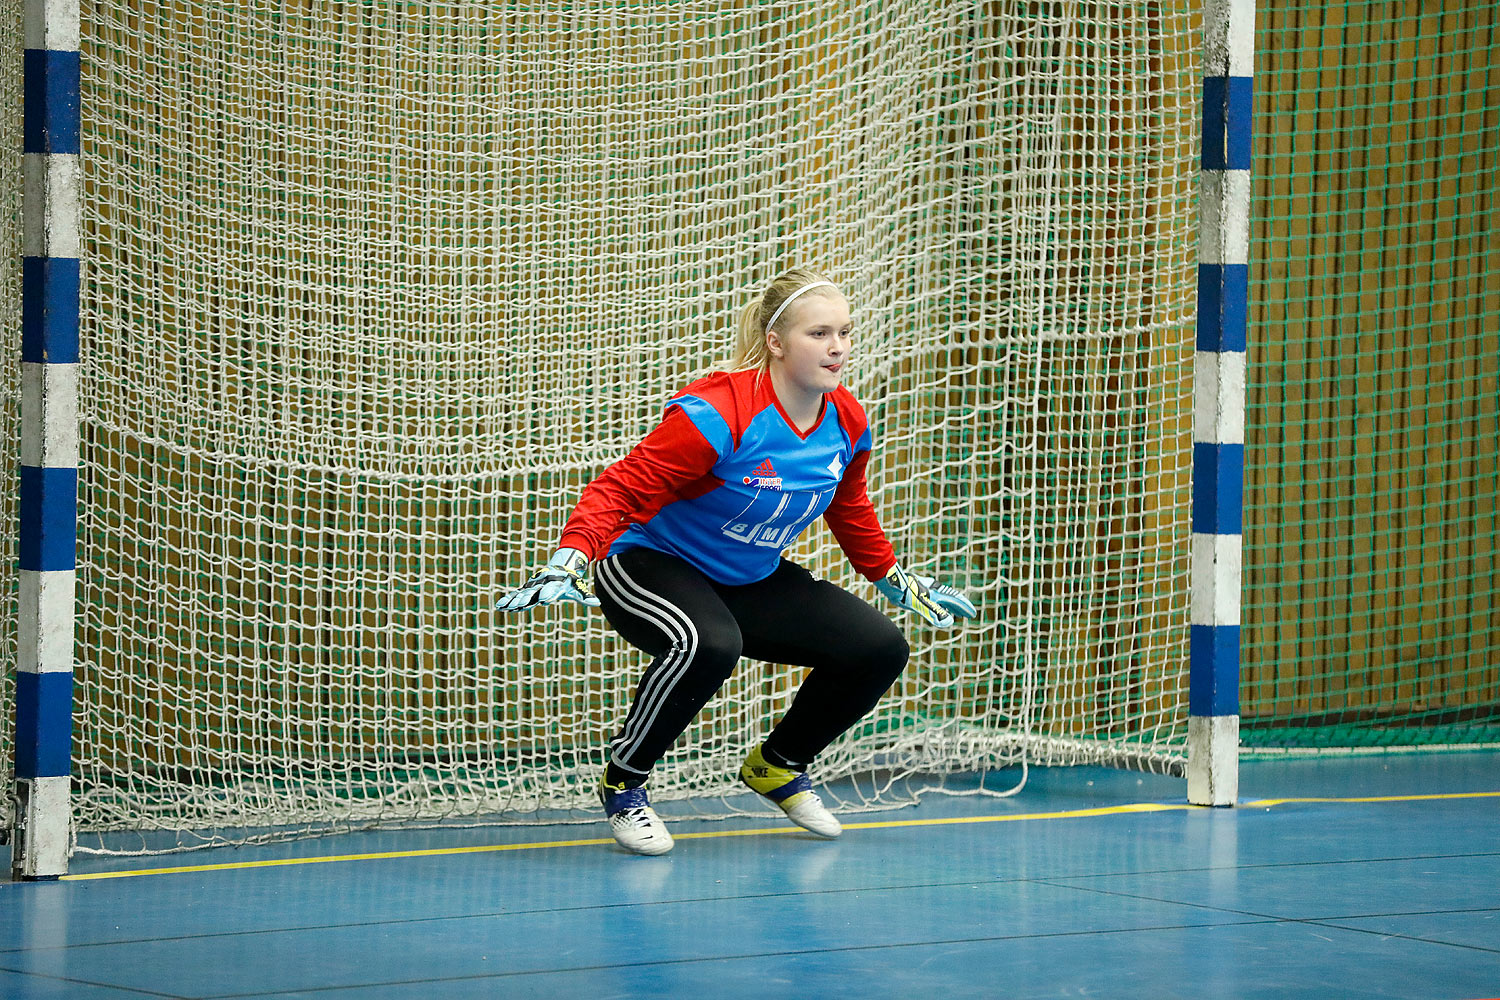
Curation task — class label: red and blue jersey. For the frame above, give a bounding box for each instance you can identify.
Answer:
[559,369,896,586]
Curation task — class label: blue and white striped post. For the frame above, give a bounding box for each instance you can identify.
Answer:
[13,0,80,879]
[1188,0,1252,807]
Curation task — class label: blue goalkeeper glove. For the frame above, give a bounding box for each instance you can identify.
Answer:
[874,564,977,628]
[496,548,601,612]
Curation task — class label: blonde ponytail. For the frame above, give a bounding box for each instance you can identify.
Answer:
[725,298,772,373]
[721,266,840,373]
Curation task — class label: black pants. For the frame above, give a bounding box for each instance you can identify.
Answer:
[593,547,910,777]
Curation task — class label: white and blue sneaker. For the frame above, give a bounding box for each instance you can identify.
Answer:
[600,781,674,856]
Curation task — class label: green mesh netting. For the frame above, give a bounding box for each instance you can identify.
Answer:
[1243,1,1500,748]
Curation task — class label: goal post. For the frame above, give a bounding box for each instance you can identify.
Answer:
[12,0,80,880]
[1188,0,1253,807]
[9,1,1213,874]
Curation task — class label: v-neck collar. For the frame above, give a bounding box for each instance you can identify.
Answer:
[766,380,827,440]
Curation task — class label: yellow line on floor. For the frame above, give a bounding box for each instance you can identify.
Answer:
[1243,790,1500,807]
[59,791,1498,882]
[59,803,1186,880]
[61,836,622,880]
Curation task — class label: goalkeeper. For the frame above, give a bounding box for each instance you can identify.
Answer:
[497,267,976,856]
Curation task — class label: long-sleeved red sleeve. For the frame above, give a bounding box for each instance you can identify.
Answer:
[557,405,721,561]
[822,449,896,580]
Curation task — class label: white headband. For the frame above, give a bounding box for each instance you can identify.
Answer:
[764,280,837,333]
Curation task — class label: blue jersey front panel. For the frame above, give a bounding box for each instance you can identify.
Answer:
[609,393,870,585]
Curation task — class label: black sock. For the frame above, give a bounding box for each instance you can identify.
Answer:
[603,761,647,789]
[760,742,807,773]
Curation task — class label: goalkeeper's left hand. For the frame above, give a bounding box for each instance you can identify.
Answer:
[874,564,977,628]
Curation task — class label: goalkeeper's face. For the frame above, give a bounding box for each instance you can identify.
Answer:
[768,293,853,396]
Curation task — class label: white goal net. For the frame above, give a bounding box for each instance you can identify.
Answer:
[32,0,1200,852]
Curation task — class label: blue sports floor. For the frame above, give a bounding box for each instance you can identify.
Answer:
[2,753,1497,999]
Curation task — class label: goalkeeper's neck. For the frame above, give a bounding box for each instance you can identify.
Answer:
[768,365,831,434]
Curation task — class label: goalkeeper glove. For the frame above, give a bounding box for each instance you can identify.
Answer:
[496,548,600,612]
[874,564,977,628]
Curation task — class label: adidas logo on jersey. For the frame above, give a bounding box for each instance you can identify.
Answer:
[742,459,782,490]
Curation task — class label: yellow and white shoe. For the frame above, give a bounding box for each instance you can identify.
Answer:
[599,781,674,856]
[739,744,841,839]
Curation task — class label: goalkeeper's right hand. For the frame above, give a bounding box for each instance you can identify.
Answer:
[496,548,601,611]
